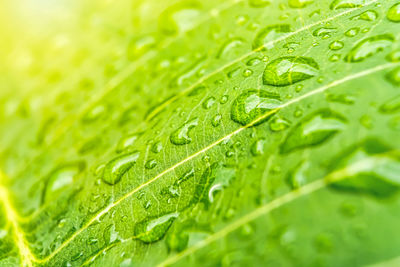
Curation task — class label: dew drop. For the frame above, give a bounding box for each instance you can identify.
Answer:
[330,0,368,10]
[345,34,394,62]
[251,139,266,156]
[253,24,292,50]
[345,27,359,37]
[158,2,201,35]
[263,56,319,86]
[289,0,314,8]
[287,161,309,189]
[202,97,216,109]
[280,109,347,154]
[102,152,140,185]
[249,0,271,7]
[386,67,400,87]
[216,38,245,59]
[230,90,281,126]
[379,94,400,114]
[212,114,222,127]
[116,133,140,153]
[151,141,163,153]
[313,27,336,39]
[170,118,199,145]
[330,139,400,198]
[135,213,179,243]
[329,40,344,51]
[127,35,156,59]
[145,159,157,170]
[351,10,378,21]
[44,162,85,202]
[387,3,400,22]
[269,116,290,131]
[386,49,400,62]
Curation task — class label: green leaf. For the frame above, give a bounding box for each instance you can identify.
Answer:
[0,0,400,266]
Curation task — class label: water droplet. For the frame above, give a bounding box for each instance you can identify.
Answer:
[387,3,400,22]
[345,27,359,37]
[159,2,201,35]
[82,105,106,122]
[212,114,222,127]
[230,90,281,126]
[351,10,378,21]
[243,69,253,77]
[326,93,355,105]
[127,35,156,59]
[329,40,344,50]
[170,118,199,145]
[135,213,179,243]
[289,0,314,8]
[379,94,400,114]
[359,114,373,129]
[151,141,163,153]
[386,49,400,62]
[169,57,206,88]
[220,95,229,104]
[102,152,140,185]
[263,56,319,86]
[202,97,216,109]
[280,109,347,154]
[313,27,336,39]
[249,0,271,7]
[227,67,241,78]
[386,67,400,86]
[269,116,290,131]
[116,133,140,153]
[253,24,292,50]
[329,54,341,62]
[176,169,195,185]
[287,161,309,189]
[145,159,157,169]
[330,139,400,198]
[330,0,368,10]
[345,34,394,62]
[246,57,262,66]
[251,139,266,156]
[216,38,245,59]
[44,162,85,202]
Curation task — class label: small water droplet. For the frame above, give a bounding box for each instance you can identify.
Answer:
[289,0,314,8]
[212,114,222,127]
[116,133,140,153]
[145,159,157,169]
[263,56,319,86]
[287,161,309,189]
[246,57,262,66]
[329,40,344,51]
[251,139,266,156]
[220,95,229,104]
[216,38,245,59]
[345,27,359,37]
[386,49,400,62]
[345,34,394,62]
[102,152,140,185]
[351,10,378,21]
[170,118,199,145]
[386,67,400,86]
[313,27,336,39]
[249,0,271,7]
[270,116,290,131]
[243,69,253,77]
[202,97,216,109]
[330,0,368,10]
[151,141,163,153]
[379,94,400,114]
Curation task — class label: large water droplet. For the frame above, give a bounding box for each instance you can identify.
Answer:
[102,152,140,185]
[330,0,368,10]
[280,109,347,154]
[330,139,400,198]
[387,3,400,22]
[253,24,291,50]
[135,213,179,243]
[263,56,319,86]
[170,118,199,145]
[345,35,394,62]
[230,90,281,126]
[44,162,85,202]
